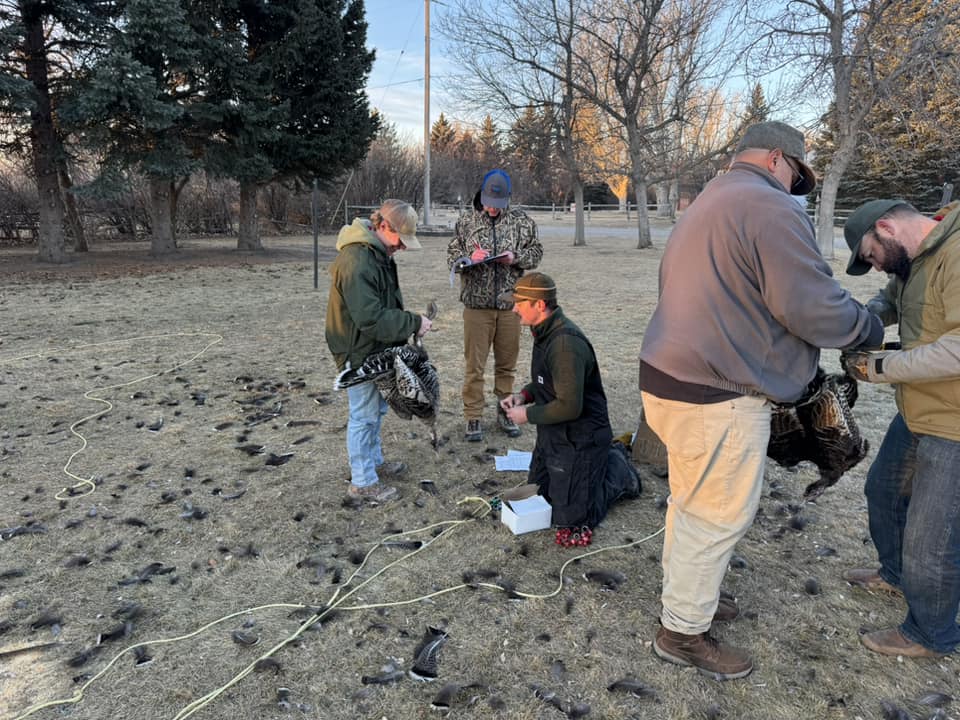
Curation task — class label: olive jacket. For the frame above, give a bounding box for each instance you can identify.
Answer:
[325,219,421,371]
[861,204,960,441]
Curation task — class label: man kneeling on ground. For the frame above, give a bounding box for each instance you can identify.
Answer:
[498,272,640,529]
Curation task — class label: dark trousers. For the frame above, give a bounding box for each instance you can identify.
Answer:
[529,423,637,528]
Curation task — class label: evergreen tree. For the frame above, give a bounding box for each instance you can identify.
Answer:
[267,0,378,189]
[0,0,118,261]
[431,112,456,152]
[478,114,501,169]
[64,0,215,253]
[507,106,556,204]
[448,127,483,203]
[741,83,769,126]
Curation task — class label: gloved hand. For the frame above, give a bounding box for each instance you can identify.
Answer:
[840,350,893,382]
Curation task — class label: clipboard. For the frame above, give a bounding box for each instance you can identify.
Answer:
[450,252,511,286]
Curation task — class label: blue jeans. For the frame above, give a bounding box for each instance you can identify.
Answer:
[347,383,388,488]
[865,413,960,653]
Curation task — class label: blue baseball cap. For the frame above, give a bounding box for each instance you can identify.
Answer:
[480,169,511,209]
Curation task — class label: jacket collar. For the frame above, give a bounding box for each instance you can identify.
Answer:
[729,161,791,195]
[916,202,960,261]
[531,307,566,341]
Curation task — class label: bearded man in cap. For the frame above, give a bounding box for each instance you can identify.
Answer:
[326,199,433,502]
[447,169,542,443]
[499,272,640,529]
[638,121,884,680]
[839,199,960,659]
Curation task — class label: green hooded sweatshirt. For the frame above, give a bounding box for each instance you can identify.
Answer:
[325,219,421,370]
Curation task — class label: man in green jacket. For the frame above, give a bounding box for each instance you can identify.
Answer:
[326,199,433,502]
[499,273,639,529]
[841,199,960,658]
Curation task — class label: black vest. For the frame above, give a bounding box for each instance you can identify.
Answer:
[529,318,611,448]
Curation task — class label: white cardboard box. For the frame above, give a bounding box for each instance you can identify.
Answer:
[501,494,552,535]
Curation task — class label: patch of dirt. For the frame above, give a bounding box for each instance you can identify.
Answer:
[0,220,946,720]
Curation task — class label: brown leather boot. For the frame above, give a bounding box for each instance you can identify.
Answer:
[842,568,902,595]
[861,628,943,658]
[713,594,739,623]
[654,627,753,680]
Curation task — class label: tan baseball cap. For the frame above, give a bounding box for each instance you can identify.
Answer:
[379,199,421,249]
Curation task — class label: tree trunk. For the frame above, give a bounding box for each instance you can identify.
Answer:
[816,128,858,258]
[238,181,263,250]
[816,173,842,259]
[170,177,188,248]
[668,179,679,220]
[148,177,177,254]
[58,161,87,252]
[128,177,139,239]
[655,182,671,217]
[634,182,652,249]
[572,180,585,247]
[22,3,66,263]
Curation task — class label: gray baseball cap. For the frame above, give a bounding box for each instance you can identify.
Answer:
[736,121,816,196]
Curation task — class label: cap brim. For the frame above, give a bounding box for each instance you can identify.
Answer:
[791,159,817,196]
[400,233,422,250]
[845,243,872,275]
[481,193,509,209]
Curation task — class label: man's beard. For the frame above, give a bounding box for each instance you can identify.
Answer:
[878,234,911,281]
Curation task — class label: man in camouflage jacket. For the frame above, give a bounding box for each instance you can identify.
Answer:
[446,169,542,442]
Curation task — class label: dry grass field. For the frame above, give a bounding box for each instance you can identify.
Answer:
[1,213,956,720]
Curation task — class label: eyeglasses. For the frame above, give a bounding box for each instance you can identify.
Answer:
[781,153,802,189]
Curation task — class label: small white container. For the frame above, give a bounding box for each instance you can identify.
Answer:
[501,495,552,535]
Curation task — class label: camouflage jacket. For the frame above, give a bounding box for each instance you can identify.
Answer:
[446,191,542,310]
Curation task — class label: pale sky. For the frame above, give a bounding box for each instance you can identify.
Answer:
[363,0,459,143]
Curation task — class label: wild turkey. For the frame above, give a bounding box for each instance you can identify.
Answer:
[334,301,440,448]
[767,367,868,499]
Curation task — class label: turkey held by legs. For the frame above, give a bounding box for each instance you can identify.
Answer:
[767,368,868,500]
[334,301,441,449]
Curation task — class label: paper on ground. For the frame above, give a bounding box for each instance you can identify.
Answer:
[495,450,532,471]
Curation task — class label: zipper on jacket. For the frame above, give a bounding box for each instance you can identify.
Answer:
[491,214,500,309]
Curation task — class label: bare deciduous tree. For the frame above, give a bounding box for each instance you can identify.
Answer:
[442,0,744,249]
[576,0,745,247]
[440,0,592,246]
[747,0,960,255]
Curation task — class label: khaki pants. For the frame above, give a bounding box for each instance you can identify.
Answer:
[641,391,770,635]
[462,307,520,419]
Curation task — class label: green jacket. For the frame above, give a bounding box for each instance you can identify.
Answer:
[325,219,421,371]
[866,204,960,441]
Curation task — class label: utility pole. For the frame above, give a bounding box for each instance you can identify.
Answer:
[423,0,431,225]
